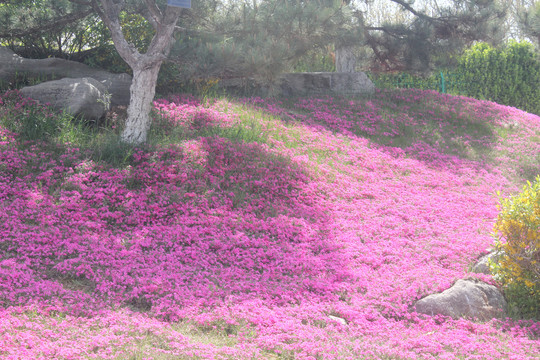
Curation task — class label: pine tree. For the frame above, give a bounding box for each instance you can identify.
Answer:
[0,0,96,58]
[168,0,361,85]
[359,0,507,71]
[518,1,540,47]
[0,0,511,143]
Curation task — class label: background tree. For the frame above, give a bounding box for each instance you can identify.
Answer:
[0,0,183,144]
[357,0,507,72]
[518,1,540,46]
[167,0,360,86]
[0,0,96,59]
[0,0,360,139]
[0,0,513,144]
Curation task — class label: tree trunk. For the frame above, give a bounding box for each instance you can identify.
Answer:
[94,0,182,144]
[121,65,161,144]
[335,46,356,73]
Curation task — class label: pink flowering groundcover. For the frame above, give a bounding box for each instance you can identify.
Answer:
[0,89,539,359]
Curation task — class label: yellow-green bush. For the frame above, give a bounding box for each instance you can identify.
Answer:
[492,176,540,318]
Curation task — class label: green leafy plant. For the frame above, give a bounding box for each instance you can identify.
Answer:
[368,71,468,96]
[0,90,67,142]
[293,50,336,72]
[458,41,540,115]
[491,176,540,319]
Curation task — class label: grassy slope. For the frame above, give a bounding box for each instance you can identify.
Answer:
[0,89,539,359]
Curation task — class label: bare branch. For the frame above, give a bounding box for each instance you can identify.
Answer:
[141,8,159,31]
[365,26,406,38]
[0,8,94,38]
[388,0,433,21]
[144,0,163,24]
[146,5,182,59]
[96,0,140,66]
[68,0,93,5]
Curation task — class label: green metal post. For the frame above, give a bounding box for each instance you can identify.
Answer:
[440,72,446,93]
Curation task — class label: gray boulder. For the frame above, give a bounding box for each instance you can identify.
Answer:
[471,251,500,275]
[21,77,110,120]
[328,315,347,325]
[0,47,131,106]
[414,279,506,321]
[279,72,375,97]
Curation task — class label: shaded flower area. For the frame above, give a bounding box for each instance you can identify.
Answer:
[0,89,539,358]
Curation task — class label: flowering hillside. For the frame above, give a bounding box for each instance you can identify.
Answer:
[0,89,539,359]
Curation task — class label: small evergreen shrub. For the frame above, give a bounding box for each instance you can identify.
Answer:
[0,90,68,142]
[367,71,468,95]
[458,41,540,115]
[293,50,336,72]
[368,72,438,91]
[492,176,540,319]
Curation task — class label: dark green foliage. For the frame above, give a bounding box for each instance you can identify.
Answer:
[0,90,68,142]
[0,0,97,59]
[369,72,441,91]
[168,0,359,90]
[364,0,506,72]
[518,1,540,47]
[293,50,336,73]
[503,282,540,320]
[370,41,540,115]
[457,41,540,114]
[368,71,468,96]
[81,44,131,74]
[80,12,157,75]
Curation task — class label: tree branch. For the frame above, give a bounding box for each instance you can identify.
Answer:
[388,0,433,21]
[94,0,140,66]
[146,5,181,59]
[365,26,407,38]
[68,0,93,6]
[144,0,163,25]
[0,8,94,38]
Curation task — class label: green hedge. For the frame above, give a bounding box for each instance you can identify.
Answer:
[368,71,468,95]
[369,41,540,115]
[457,41,540,115]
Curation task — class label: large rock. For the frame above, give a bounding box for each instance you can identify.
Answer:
[471,251,500,275]
[0,47,131,106]
[413,279,506,321]
[20,77,110,120]
[279,72,375,96]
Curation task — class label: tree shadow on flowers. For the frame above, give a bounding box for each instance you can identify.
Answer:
[120,137,353,320]
[275,89,508,171]
[0,132,353,320]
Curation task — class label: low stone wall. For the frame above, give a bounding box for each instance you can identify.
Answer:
[219,72,376,97]
[279,72,375,96]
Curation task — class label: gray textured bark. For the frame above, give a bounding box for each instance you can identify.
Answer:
[94,0,181,144]
[121,66,160,143]
[335,46,356,73]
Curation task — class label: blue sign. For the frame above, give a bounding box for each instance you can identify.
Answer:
[167,0,191,8]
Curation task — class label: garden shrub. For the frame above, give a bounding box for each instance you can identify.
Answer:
[293,50,336,72]
[0,90,66,142]
[458,41,540,115]
[368,72,439,91]
[492,176,540,319]
[367,71,469,96]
